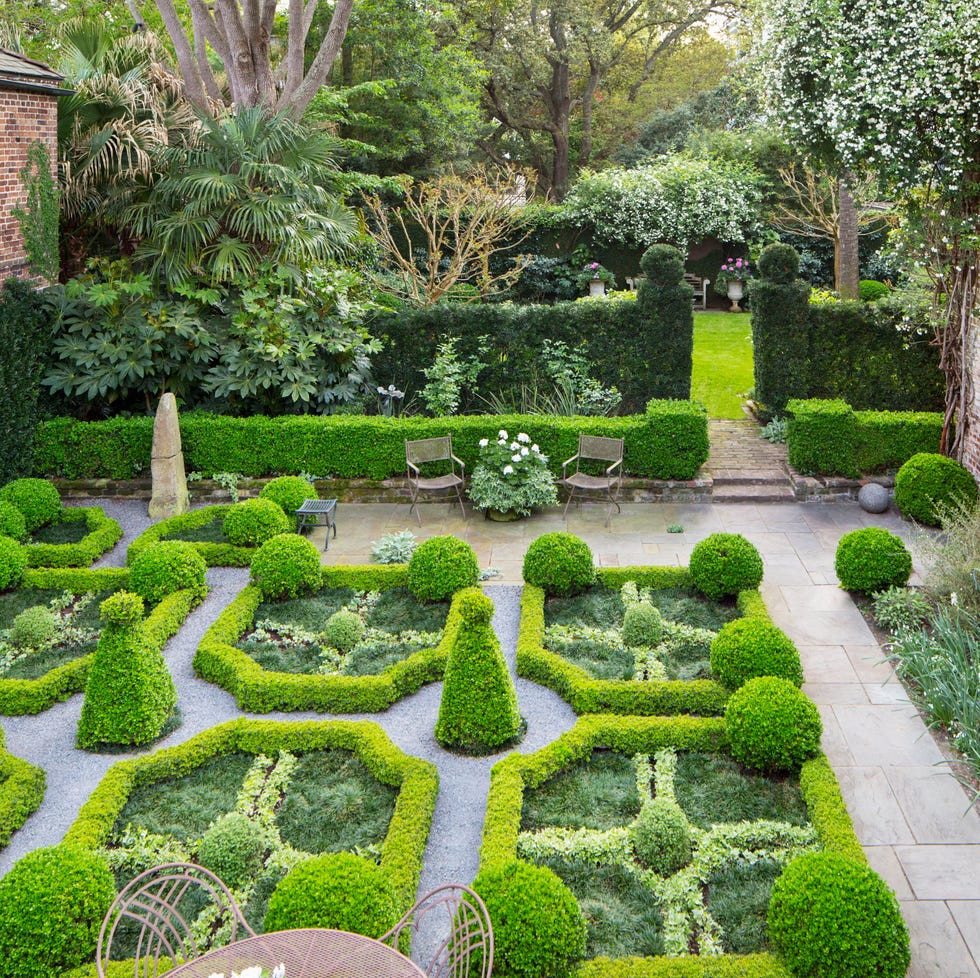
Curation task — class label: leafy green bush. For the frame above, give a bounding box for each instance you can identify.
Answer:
[835,527,912,594]
[522,533,595,597]
[0,478,61,532]
[786,399,858,478]
[0,537,27,592]
[0,501,27,542]
[264,852,398,937]
[23,506,123,569]
[725,676,822,773]
[408,535,479,602]
[323,609,365,653]
[259,475,318,528]
[768,851,910,978]
[128,541,207,605]
[895,452,978,526]
[630,799,692,875]
[0,845,115,978]
[197,812,268,890]
[757,243,800,283]
[222,498,290,546]
[435,589,521,753]
[250,534,322,600]
[472,860,586,978]
[710,618,803,689]
[621,601,664,648]
[11,605,57,648]
[689,533,763,600]
[871,586,931,633]
[859,279,890,302]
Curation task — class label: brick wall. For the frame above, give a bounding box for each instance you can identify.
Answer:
[0,86,58,280]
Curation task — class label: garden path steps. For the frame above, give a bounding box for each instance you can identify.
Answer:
[706,418,796,502]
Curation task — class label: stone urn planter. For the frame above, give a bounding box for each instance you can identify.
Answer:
[589,279,607,297]
[727,278,745,312]
[485,508,524,522]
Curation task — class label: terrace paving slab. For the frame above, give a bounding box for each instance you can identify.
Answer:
[897,845,980,900]
[902,900,980,978]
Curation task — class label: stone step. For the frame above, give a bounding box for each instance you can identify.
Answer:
[712,483,796,503]
[710,471,790,486]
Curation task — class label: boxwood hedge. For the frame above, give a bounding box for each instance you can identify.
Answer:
[0,724,45,851]
[24,507,122,569]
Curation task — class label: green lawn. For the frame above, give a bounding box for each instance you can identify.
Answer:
[691,312,754,419]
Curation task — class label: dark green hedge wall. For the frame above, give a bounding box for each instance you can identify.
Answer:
[749,278,811,417]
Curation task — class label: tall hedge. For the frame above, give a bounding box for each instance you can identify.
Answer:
[0,280,50,483]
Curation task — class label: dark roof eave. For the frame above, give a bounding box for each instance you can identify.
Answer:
[0,77,74,97]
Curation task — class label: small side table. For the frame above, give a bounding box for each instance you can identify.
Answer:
[295,498,338,550]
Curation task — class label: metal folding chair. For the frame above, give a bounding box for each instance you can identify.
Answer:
[561,433,625,527]
[405,435,466,526]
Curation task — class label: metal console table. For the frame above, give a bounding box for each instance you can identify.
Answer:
[294,498,338,550]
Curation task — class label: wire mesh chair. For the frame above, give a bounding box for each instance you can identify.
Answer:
[405,435,466,526]
[561,433,625,527]
[96,862,256,978]
[381,884,493,978]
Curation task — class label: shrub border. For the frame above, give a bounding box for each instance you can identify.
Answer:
[0,723,45,851]
[479,713,863,978]
[25,506,123,568]
[126,505,256,567]
[0,567,201,715]
[516,569,774,716]
[62,718,438,912]
[193,565,462,713]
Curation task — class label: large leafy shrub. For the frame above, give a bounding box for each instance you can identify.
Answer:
[0,478,61,532]
[259,476,318,528]
[0,501,27,542]
[0,537,27,592]
[835,527,912,594]
[689,533,764,600]
[522,533,595,597]
[408,536,479,602]
[128,540,207,605]
[710,618,803,689]
[895,452,978,526]
[222,498,290,547]
[250,534,322,600]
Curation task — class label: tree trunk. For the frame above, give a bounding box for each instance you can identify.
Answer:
[837,173,860,299]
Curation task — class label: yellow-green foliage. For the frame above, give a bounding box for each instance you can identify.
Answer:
[24,507,122,569]
[127,505,255,566]
[0,724,45,850]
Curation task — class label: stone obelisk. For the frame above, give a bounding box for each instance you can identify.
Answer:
[148,393,190,518]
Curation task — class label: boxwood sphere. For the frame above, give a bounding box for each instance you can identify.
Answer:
[473,860,586,978]
[128,541,207,605]
[408,535,480,602]
[769,851,910,978]
[322,609,364,652]
[0,501,27,542]
[894,452,978,527]
[11,605,57,648]
[621,601,664,648]
[197,812,268,891]
[710,618,803,689]
[222,497,290,547]
[834,527,912,595]
[263,852,397,937]
[0,845,115,978]
[689,533,764,600]
[0,536,27,592]
[99,590,145,626]
[630,800,692,875]
[259,476,318,525]
[522,532,595,597]
[757,242,800,283]
[725,676,822,773]
[251,533,322,600]
[0,478,61,532]
[639,243,685,286]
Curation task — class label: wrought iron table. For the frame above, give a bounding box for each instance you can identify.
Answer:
[294,498,338,550]
[161,928,425,978]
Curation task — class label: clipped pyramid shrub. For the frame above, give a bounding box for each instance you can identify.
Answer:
[435,588,521,753]
[77,591,177,749]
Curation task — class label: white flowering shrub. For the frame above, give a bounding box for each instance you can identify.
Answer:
[468,430,558,516]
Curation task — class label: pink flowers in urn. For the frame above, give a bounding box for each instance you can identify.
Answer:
[720,257,751,279]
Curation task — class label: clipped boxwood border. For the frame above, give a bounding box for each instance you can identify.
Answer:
[25,506,123,568]
[127,505,256,567]
[63,718,438,913]
[0,724,45,851]
[0,567,200,716]
[516,568,772,716]
[194,565,461,713]
[479,714,863,978]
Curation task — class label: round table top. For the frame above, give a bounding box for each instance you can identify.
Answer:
[161,928,426,978]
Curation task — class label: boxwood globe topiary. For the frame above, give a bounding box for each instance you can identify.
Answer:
[408,535,480,602]
[621,601,664,648]
[0,536,27,592]
[222,497,290,547]
[894,452,978,527]
[689,533,764,600]
[768,851,910,978]
[726,676,822,773]
[11,605,57,648]
[250,533,322,600]
[834,527,912,595]
[323,609,365,653]
[128,541,207,605]
[473,860,586,978]
[0,845,115,978]
[197,812,268,891]
[757,242,800,283]
[639,243,686,286]
[522,532,595,597]
[710,618,803,689]
[99,590,145,626]
[264,852,397,937]
[259,476,318,528]
[0,478,61,532]
[0,501,27,542]
[630,800,692,875]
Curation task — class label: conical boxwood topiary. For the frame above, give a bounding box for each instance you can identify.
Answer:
[435,588,521,753]
[76,591,177,749]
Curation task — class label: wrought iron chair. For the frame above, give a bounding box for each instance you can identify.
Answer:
[561,433,625,527]
[381,884,493,978]
[405,435,466,526]
[96,862,256,978]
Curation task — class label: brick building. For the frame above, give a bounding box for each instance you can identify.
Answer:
[0,49,69,280]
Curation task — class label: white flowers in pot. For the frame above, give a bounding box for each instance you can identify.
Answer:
[468,430,557,518]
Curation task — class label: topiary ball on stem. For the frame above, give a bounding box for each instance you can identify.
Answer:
[756,243,800,284]
[259,476,318,529]
[250,533,322,600]
[523,532,595,597]
[0,478,61,533]
[0,536,27,592]
[710,618,803,689]
[0,500,27,542]
[768,851,910,978]
[835,527,912,595]
[689,533,764,600]
[222,497,290,547]
[894,452,978,527]
[408,535,480,602]
[639,243,685,286]
[128,540,207,605]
